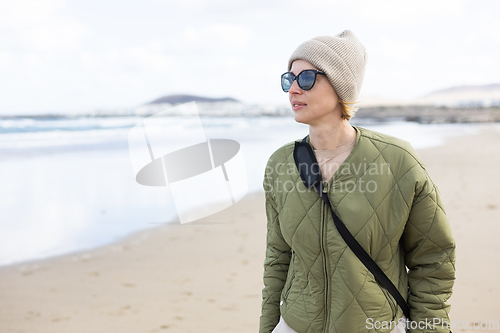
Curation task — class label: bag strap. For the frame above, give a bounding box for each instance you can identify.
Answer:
[295,135,411,320]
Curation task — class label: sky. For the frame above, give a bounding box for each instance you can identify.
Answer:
[1,0,499,115]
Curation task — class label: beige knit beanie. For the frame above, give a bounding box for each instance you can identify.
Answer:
[288,30,367,102]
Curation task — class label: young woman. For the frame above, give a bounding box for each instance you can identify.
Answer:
[260,30,456,333]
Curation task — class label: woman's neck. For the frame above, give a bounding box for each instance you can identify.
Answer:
[309,118,356,150]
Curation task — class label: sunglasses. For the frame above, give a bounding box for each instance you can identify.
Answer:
[281,69,326,92]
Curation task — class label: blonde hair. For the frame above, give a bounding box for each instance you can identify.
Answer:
[340,100,359,121]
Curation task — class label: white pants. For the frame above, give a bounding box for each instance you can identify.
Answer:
[270,316,297,333]
[271,315,408,333]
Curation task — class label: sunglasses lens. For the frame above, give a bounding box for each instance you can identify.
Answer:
[281,73,294,92]
[298,70,316,90]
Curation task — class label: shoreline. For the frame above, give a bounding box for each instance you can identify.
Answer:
[0,189,268,333]
[2,106,500,124]
[2,121,488,268]
[1,125,499,332]
[0,121,480,268]
[0,186,264,270]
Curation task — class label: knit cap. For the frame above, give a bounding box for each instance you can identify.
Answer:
[288,30,367,102]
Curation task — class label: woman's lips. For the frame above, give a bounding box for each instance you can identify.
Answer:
[292,103,306,111]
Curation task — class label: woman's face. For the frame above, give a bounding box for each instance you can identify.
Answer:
[288,59,342,126]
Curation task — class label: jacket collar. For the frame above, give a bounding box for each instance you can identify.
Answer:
[304,125,360,151]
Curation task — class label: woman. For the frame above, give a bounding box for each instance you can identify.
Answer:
[259,30,455,333]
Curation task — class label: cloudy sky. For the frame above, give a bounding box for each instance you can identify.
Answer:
[1,0,499,115]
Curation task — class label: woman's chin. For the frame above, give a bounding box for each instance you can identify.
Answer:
[293,114,310,125]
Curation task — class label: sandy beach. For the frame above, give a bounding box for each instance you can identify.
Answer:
[1,123,499,333]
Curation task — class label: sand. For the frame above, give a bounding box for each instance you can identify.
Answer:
[1,123,499,333]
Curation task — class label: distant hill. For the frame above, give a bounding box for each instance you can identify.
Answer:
[148,94,240,105]
[414,83,500,107]
[422,83,500,96]
[359,83,500,108]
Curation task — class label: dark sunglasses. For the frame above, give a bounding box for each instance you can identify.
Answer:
[281,69,326,92]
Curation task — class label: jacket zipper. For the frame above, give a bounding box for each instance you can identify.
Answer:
[284,274,295,301]
[284,250,295,302]
[321,181,331,333]
[379,282,397,320]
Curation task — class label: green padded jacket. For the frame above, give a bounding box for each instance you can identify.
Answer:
[259,126,456,333]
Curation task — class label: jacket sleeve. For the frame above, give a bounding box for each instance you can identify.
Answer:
[401,171,456,333]
[259,166,292,333]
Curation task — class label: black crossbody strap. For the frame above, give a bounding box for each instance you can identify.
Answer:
[315,184,411,319]
[296,135,411,320]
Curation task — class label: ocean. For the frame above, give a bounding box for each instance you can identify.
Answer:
[0,114,490,266]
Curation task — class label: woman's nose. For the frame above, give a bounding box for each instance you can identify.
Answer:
[288,79,302,94]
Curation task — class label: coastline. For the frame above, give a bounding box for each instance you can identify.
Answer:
[1,124,499,333]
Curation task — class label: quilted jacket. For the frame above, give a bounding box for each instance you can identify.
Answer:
[260,126,456,333]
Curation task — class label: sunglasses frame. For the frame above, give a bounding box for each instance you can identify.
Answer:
[281,69,326,93]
